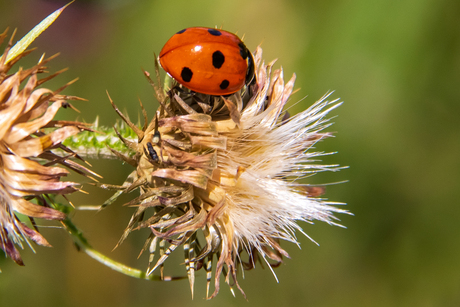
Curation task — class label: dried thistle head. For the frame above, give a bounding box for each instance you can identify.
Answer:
[0,28,92,266]
[110,46,348,299]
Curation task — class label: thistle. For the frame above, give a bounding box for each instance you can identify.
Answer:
[106,46,348,299]
[0,27,92,267]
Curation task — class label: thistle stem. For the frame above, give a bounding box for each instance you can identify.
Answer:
[60,217,182,281]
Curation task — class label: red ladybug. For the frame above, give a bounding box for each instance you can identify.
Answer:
[159,27,254,96]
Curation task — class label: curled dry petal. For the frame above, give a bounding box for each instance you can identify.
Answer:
[3,154,70,176]
[151,168,209,190]
[19,224,52,247]
[9,126,80,157]
[11,198,66,220]
[5,100,64,144]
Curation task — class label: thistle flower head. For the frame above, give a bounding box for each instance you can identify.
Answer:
[110,46,348,298]
[0,28,91,266]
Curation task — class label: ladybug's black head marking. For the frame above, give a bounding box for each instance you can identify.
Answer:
[238,42,249,60]
[176,29,187,34]
[212,51,225,69]
[219,79,230,90]
[208,29,222,36]
[181,67,193,82]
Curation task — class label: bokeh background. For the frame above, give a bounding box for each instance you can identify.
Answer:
[1,0,459,306]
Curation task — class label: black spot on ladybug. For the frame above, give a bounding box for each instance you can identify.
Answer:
[219,79,230,90]
[208,29,222,36]
[239,42,248,60]
[176,29,186,34]
[181,67,193,82]
[212,51,225,69]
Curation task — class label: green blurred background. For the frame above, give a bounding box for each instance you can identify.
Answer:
[1,0,459,306]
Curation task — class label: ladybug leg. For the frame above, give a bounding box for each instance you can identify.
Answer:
[171,83,186,94]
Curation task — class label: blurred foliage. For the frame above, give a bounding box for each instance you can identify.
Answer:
[1,0,459,306]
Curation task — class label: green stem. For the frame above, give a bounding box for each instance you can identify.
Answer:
[61,217,183,281]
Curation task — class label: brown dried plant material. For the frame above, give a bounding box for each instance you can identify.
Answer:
[109,47,348,299]
[0,29,94,266]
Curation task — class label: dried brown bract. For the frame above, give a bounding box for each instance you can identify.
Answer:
[0,29,94,266]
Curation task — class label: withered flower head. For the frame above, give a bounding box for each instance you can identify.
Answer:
[110,47,348,298]
[0,29,89,267]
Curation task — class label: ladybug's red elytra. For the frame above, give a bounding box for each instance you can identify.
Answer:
[159,27,255,96]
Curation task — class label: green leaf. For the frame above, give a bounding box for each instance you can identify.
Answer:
[5,1,74,64]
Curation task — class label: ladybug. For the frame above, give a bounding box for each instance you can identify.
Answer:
[159,27,255,96]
